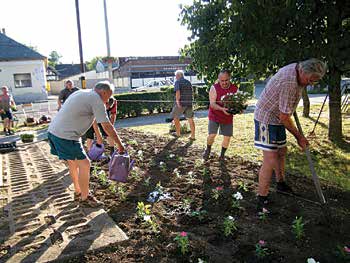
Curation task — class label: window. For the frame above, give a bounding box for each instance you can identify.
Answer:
[14,73,32,88]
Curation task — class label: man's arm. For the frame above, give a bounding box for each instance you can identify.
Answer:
[209,86,230,115]
[279,112,308,150]
[175,90,181,108]
[92,120,103,145]
[100,122,125,152]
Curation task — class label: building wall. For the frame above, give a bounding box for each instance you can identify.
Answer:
[0,60,48,103]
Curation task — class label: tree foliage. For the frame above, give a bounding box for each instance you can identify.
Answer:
[86,56,103,71]
[180,0,350,141]
[48,51,62,67]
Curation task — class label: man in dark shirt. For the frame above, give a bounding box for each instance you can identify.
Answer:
[57,79,79,110]
[170,70,195,140]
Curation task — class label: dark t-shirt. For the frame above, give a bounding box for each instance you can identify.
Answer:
[59,87,80,104]
[174,77,193,107]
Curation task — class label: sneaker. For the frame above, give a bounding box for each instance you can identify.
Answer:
[276,181,294,194]
[79,194,104,208]
[5,131,10,136]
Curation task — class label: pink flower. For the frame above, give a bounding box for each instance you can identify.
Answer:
[344,246,350,253]
[216,186,223,191]
[180,231,187,237]
[259,240,266,246]
[262,208,269,213]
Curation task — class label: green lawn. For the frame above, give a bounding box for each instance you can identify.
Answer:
[132,104,350,190]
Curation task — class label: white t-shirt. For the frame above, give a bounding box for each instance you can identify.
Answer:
[48,90,109,141]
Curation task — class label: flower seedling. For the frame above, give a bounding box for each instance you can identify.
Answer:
[143,177,151,187]
[130,168,141,181]
[232,192,243,209]
[190,210,208,221]
[334,245,350,261]
[237,181,249,192]
[159,161,167,172]
[117,185,127,201]
[143,215,159,233]
[174,231,189,255]
[202,168,209,177]
[173,168,181,178]
[136,201,151,219]
[258,208,269,221]
[307,258,320,263]
[255,240,269,258]
[223,216,238,237]
[127,139,138,146]
[194,159,203,169]
[108,183,117,194]
[137,150,143,161]
[180,198,192,212]
[98,170,109,187]
[187,171,195,184]
[155,181,164,195]
[176,156,183,163]
[292,216,305,240]
[212,186,224,200]
[168,153,175,159]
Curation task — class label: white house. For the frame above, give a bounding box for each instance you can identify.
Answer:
[0,31,48,103]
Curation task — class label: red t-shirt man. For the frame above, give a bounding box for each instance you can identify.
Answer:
[203,70,238,161]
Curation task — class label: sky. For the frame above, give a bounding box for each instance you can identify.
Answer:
[1,0,193,63]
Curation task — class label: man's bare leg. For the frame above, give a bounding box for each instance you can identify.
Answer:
[76,159,91,200]
[188,118,195,139]
[173,118,181,137]
[67,160,81,194]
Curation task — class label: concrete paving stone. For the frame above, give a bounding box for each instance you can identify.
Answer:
[0,142,128,263]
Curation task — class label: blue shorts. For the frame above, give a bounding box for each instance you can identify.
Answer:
[48,132,87,160]
[1,110,13,120]
[254,119,286,152]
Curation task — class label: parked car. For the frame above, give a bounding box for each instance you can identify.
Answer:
[132,80,173,92]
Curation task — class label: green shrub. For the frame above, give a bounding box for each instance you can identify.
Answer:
[193,85,209,108]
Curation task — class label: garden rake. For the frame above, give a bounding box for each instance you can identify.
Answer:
[308,93,328,138]
[293,111,326,205]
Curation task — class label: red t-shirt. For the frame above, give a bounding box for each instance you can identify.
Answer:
[208,83,238,124]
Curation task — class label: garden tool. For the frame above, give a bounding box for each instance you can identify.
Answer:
[293,111,326,204]
[308,93,328,138]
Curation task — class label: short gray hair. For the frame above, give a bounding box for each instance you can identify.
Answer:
[299,58,327,78]
[175,70,184,77]
[94,81,113,92]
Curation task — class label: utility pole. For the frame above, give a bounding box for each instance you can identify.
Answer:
[103,0,113,84]
[75,0,86,88]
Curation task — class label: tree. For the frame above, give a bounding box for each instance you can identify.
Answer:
[48,51,62,67]
[86,56,103,71]
[180,0,350,142]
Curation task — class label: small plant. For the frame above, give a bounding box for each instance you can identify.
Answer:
[143,215,159,233]
[334,245,350,261]
[155,181,164,194]
[169,123,190,134]
[137,150,143,161]
[159,161,167,172]
[117,185,127,201]
[173,168,181,178]
[237,181,249,192]
[176,156,183,163]
[174,231,189,255]
[223,216,238,236]
[211,186,224,200]
[258,208,269,221]
[190,210,208,221]
[187,171,195,184]
[255,240,269,258]
[202,167,209,177]
[20,133,34,143]
[136,201,151,219]
[180,198,192,212]
[130,169,140,181]
[108,183,117,194]
[149,159,157,167]
[232,192,243,209]
[127,139,138,146]
[292,216,305,240]
[143,177,151,187]
[168,153,175,159]
[98,170,109,187]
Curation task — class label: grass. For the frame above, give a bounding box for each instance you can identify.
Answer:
[132,103,350,190]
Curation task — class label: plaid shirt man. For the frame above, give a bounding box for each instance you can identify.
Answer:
[254,63,303,125]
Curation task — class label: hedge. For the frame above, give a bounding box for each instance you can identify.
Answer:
[113,83,253,119]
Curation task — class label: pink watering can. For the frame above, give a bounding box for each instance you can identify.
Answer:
[87,142,105,161]
[108,151,134,183]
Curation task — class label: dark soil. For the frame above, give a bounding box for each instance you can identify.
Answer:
[67,129,350,263]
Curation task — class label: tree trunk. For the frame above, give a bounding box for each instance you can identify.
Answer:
[302,87,310,117]
[328,69,342,142]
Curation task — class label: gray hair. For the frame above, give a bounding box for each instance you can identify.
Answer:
[175,70,184,77]
[299,58,327,78]
[65,79,74,86]
[94,81,113,92]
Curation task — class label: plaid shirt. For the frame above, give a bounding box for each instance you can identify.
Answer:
[254,63,303,125]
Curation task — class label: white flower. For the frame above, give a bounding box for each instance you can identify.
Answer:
[143,215,151,221]
[307,258,319,263]
[159,161,165,166]
[169,154,175,158]
[188,171,193,176]
[173,168,179,173]
[137,150,143,156]
[227,216,235,221]
[233,192,243,200]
